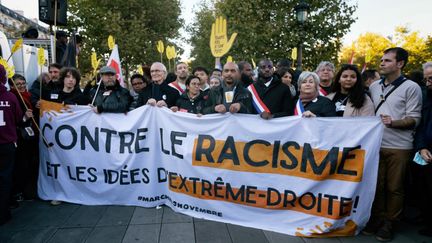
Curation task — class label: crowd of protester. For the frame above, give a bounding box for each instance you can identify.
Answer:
[1,46,432,242]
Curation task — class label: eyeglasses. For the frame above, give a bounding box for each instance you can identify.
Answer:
[15,82,26,86]
[150,70,163,73]
[424,76,432,83]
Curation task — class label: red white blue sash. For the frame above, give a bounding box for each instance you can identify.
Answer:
[247,84,271,114]
[294,99,305,116]
[168,81,185,94]
[319,86,328,96]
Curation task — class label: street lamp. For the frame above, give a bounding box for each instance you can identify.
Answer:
[294,0,310,71]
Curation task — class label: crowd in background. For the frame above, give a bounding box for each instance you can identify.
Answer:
[1,46,432,242]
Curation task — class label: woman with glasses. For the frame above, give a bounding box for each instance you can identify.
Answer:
[327,64,375,117]
[171,75,206,115]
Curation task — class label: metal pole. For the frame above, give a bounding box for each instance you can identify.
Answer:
[296,30,303,71]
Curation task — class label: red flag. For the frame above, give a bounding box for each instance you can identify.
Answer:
[349,50,355,65]
[107,44,125,87]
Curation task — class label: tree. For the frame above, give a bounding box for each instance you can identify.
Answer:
[188,0,357,70]
[339,27,432,73]
[339,33,392,69]
[67,0,183,78]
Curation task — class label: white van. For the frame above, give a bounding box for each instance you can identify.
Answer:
[0,30,50,89]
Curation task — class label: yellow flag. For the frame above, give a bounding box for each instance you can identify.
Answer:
[91,51,100,71]
[157,40,164,54]
[11,38,23,54]
[251,59,256,69]
[171,46,176,59]
[0,58,14,78]
[291,48,298,60]
[37,47,45,66]
[166,46,176,60]
[108,35,115,50]
[166,46,172,60]
[227,56,233,63]
[137,65,144,75]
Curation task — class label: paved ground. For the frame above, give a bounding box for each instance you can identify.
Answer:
[0,200,430,243]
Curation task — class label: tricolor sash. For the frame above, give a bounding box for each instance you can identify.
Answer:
[294,99,305,116]
[247,84,271,114]
[169,82,185,94]
[319,86,328,96]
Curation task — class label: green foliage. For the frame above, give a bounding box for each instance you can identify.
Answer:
[67,0,183,77]
[188,0,357,71]
[339,27,432,73]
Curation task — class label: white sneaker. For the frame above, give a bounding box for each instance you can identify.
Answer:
[50,200,62,206]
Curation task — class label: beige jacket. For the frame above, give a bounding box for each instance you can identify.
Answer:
[327,92,375,117]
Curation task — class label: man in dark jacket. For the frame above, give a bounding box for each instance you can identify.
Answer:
[90,66,131,113]
[248,59,294,119]
[136,62,179,108]
[203,62,252,114]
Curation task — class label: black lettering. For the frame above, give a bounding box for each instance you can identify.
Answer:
[299,192,316,210]
[266,187,281,206]
[301,143,338,175]
[42,123,54,147]
[171,131,186,159]
[195,135,215,162]
[81,126,99,151]
[281,141,299,169]
[87,167,97,182]
[55,125,77,150]
[135,128,149,153]
[119,132,134,154]
[243,140,270,167]
[337,146,361,176]
[217,136,239,165]
[160,128,170,155]
[100,128,117,153]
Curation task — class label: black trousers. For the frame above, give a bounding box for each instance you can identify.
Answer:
[411,162,432,226]
[0,143,16,222]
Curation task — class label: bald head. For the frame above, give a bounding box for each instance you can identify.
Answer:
[222,62,239,86]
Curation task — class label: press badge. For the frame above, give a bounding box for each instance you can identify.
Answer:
[50,94,59,99]
[335,101,346,112]
[103,91,112,96]
[225,91,234,103]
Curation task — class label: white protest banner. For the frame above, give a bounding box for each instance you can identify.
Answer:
[38,100,383,237]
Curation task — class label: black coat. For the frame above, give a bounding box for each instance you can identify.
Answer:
[175,92,206,114]
[415,90,432,151]
[301,96,337,117]
[251,75,294,117]
[202,82,252,114]
[48,88,89,105]
[91,82,132,113]
[136,82,180,108]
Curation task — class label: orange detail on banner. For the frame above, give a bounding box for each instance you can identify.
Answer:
[192,137,365,182]
[168,177,356,220]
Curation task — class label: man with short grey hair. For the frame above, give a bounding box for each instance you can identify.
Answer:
[137,62,179,108]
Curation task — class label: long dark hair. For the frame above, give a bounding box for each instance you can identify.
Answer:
[332,64,365,109]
